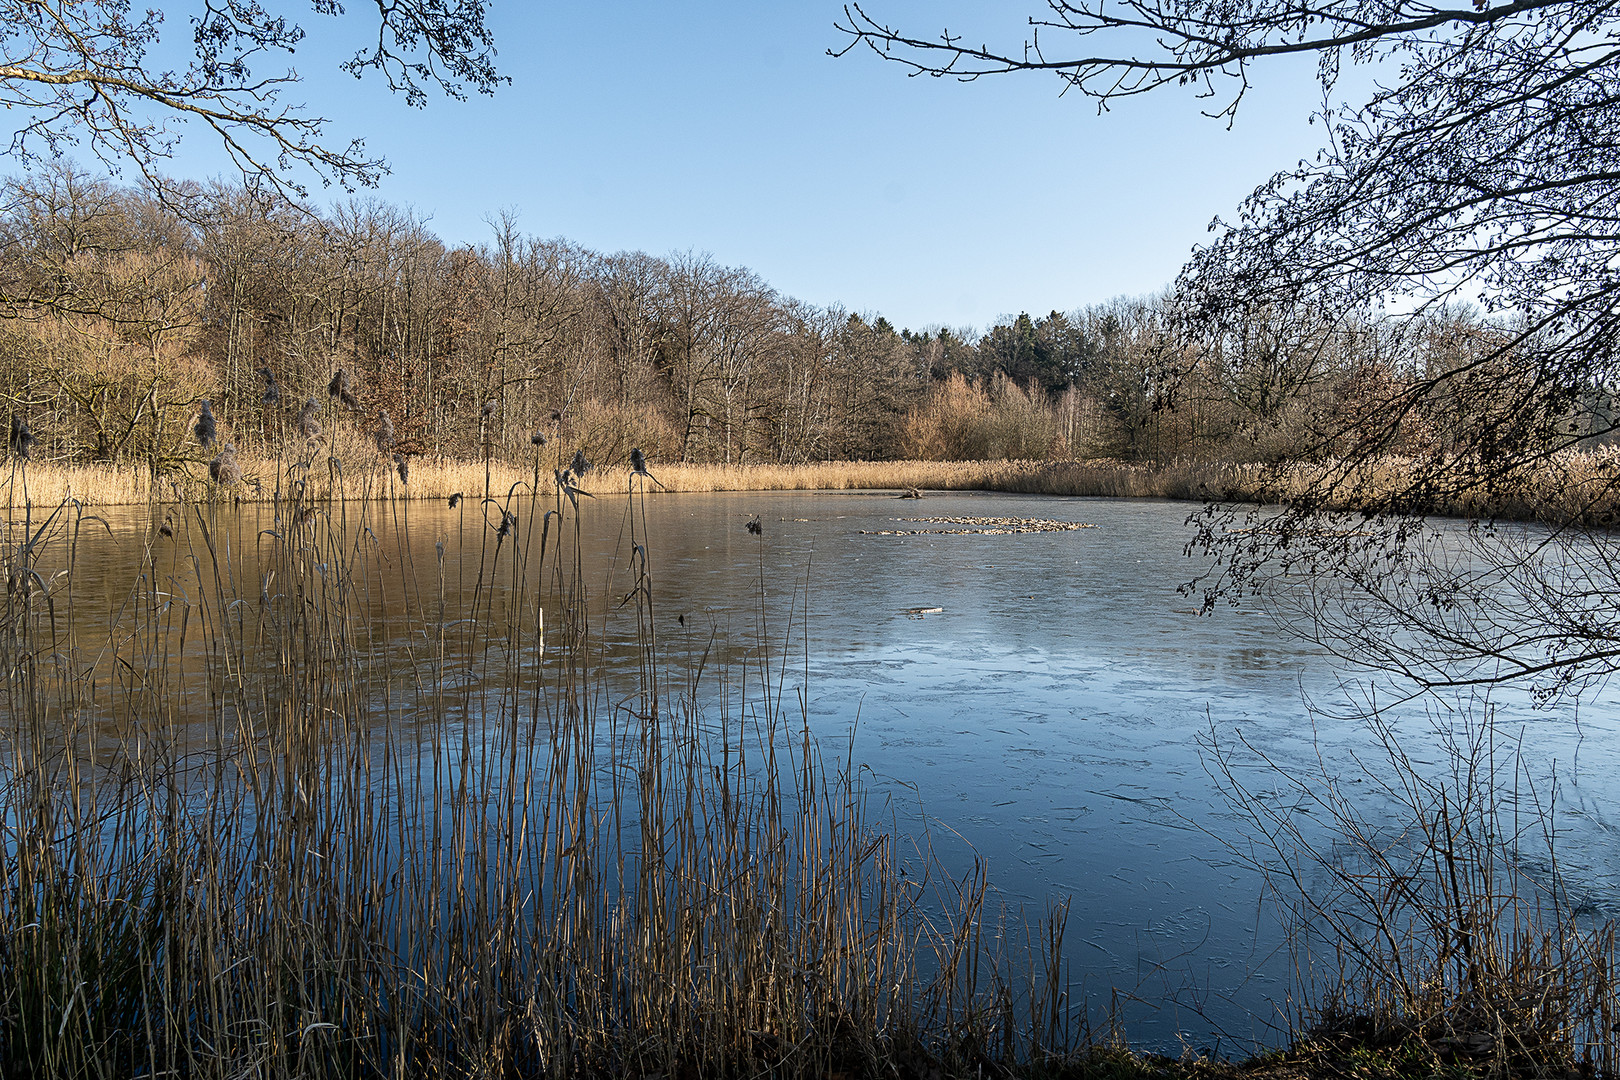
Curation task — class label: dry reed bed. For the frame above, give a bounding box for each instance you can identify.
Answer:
[7,454,1205,507]
[9,450,1620,526]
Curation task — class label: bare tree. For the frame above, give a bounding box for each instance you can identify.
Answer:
[2,0,503,204]
[657,252,735,463]
[590,250,668,413]
[767,300,844,464]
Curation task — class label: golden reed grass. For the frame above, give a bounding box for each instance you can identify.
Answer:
[7,453,1189,507]
[0,475,1077,1078]
[12,449,1620,526]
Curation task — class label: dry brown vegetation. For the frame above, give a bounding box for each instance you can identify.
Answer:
[10,450,1620,529]
[3,453,1227,508]
[1207,713,1619,1080]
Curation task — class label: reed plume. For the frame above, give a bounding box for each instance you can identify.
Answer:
[374,410,396,454]
[555,468,595,511]
[328,368,360,409]
[630,447,665,490]
[7,413,33,460]
[297,398,323,440]
[194,399,218,448]
[260,366,281,407]
[207,441,241,485]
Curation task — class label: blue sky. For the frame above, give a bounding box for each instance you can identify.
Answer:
[154,2,1329,332]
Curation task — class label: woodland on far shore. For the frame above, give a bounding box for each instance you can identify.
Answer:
[5,164,1615,478]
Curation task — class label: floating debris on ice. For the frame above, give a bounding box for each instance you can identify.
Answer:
[861,515,1097,536]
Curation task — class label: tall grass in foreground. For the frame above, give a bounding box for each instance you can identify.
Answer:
[1207,713,1618,1078]
[0,478,1074,1078]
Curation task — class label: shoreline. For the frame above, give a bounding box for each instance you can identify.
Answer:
[5,453,1616,525]
[0,456,1253,507]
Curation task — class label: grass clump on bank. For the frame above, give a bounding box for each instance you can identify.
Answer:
[1207,710,1618,1080]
